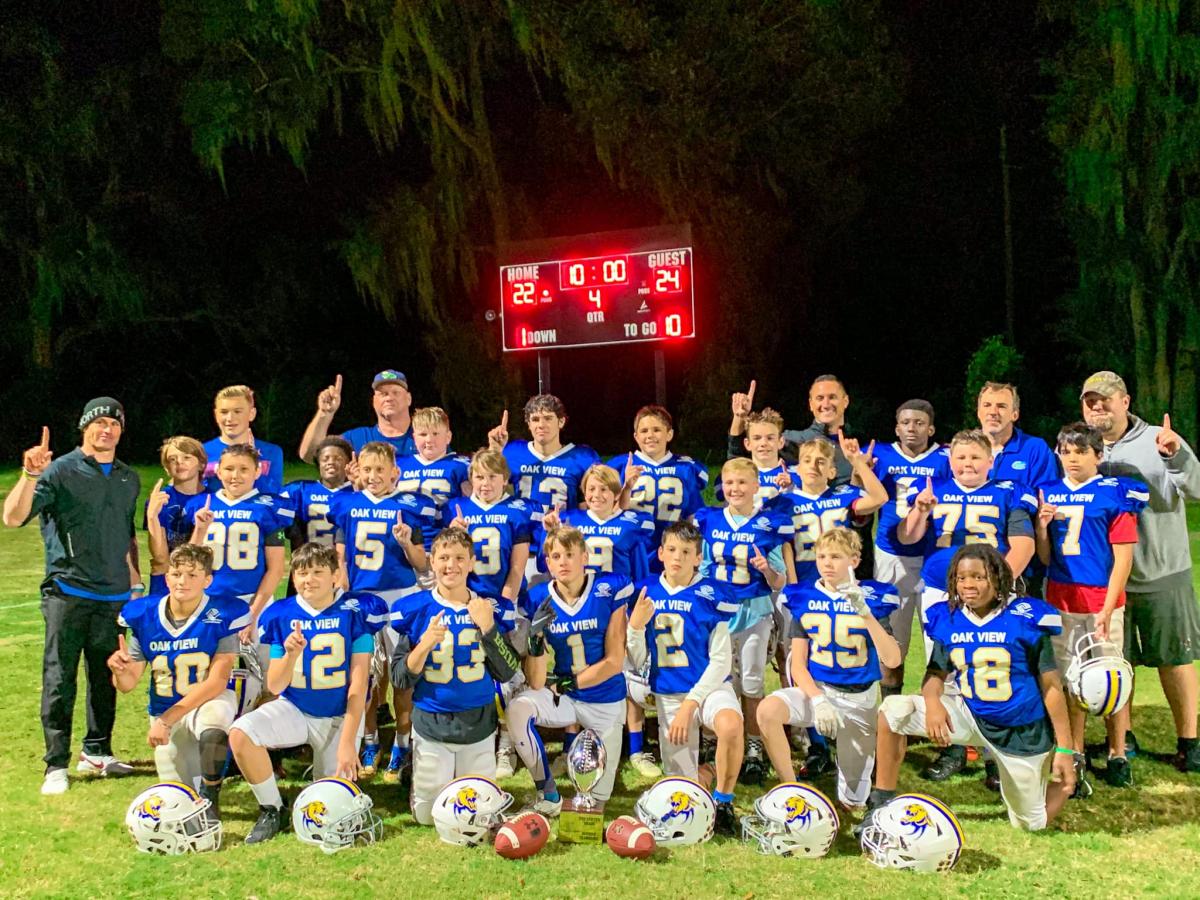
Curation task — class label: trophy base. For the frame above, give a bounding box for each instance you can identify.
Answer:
[558,800,606,844]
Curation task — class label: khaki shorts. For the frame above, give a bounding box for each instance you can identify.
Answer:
[1124,580,1200,667]
[1050,608,1126,675]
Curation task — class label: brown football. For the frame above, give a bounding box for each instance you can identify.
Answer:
[494,811,551,860]
[606,815,656,859]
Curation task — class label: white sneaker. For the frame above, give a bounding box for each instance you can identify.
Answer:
[495,749,516,779]
[549,754,568,777]
[531,793,563,818]
[41,768,69,795]
[76,752,134,777]
[629,751,662,779]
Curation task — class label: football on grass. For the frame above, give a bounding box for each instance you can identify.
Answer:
[494,812,550,860]
[606,815,656,859]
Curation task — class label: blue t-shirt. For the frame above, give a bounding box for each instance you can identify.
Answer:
[924,597,1062,728]
[782,580,899,688]
[524,573,633,704]
[503,441,600,512]
[262,594,376,718]
[871,443,951,557]
[390,589,511,714]
[342,425,416,458]
[119,593,250,716]
[182,490,294,597]
[634,575,738,696]
[203,436,285,495]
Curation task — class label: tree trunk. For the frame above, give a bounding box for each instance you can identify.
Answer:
[1128,277,1156,409]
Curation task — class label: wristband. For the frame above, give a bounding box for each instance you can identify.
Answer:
[1054,746,1076,755]
[21,468,41,480]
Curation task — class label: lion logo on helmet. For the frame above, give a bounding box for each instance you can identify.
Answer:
[301,800,327,828]
[662,790,695,823]
[453,786,479,818]
[784,794,814,829]
[136,795,164,822]
[900,803,933,837]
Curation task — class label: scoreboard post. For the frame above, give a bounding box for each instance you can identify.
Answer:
[495,225,696,402]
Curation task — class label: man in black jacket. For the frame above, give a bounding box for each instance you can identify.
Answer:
[3,398,142,795]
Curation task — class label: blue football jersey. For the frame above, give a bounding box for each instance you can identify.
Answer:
[326,489,437,592]
[918,479,1038,591]
[693,505,795,601]
[716,460,794,505]
[448,496,535,600]
[142,484,207,554]
[504,441,600,511]
[1037,476,1148,588]
[262,593,375,718]
[634,575,738,696]
[526,573,633,704]
[396,452,471,549]
[534,508,656,580]
[872,443,951,556]
[391,589,509,713]
[782,580,900,688]
[203,436,284,495]
[924,597,1062,727]
[773,485,865,586]
[183,490,294,598]
[279,480,351,548]
[610,451,709,559]
[119,594,250,716]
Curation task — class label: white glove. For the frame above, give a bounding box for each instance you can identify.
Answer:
[838,580,870,616]
[811,694,844,738]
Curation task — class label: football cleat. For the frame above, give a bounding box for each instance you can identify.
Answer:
[629,752,663,779]
[198,783,222,822]
[245,804,285,845]
[983,760,1001,793]
[1104,756,1133,788]
[383,744,410,783]
[801,742,834,777]
[495,748,517,780]
[530,792,563,818]
[360,743,381,778]
[921,745,966,781]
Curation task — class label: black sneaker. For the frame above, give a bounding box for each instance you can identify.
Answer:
[921,745,966,781]
[700,734,717,766]
[1070,753,1093,800]
[1126,730,1140,758]
[714,800,738,836]
[1104,756,1133,788]
[741,753,767,785]
[245,805,284,845]
[1086,730,1140,764]
[983,760,1001,792]
[801,742,834,777]
[853,789,894,839]
[1174,740,1200,773]
[198,783,221,821]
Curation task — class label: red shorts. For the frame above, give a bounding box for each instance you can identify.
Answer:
[1046,580,1124,615]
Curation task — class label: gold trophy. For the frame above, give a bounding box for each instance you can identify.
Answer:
[557,727,607,843]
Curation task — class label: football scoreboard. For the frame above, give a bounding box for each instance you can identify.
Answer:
[497,225,695,352]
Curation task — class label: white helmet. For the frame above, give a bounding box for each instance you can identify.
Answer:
[1065,632,1134,717]
[432,776,513,846]
[741,782,839,857]
[634,777,716,847]
[861,793,963,873]
[292,778,383,853]
[125,782,221,855]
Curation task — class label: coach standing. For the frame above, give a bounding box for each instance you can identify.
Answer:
[1081,371,1200,772]
[2,398,142,795]
[297,369,416,462]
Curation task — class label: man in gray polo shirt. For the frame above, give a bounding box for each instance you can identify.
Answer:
[1081,371,1200,772]
[3,398,143,795]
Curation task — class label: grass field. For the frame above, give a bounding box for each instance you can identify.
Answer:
[2,464,1200,898]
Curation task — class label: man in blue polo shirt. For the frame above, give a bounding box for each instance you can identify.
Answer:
[297,370,417,463]
[977,381,1058,486]
[3,398,142,796]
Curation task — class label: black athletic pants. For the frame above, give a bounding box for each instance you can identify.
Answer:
[40,590,123,770]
